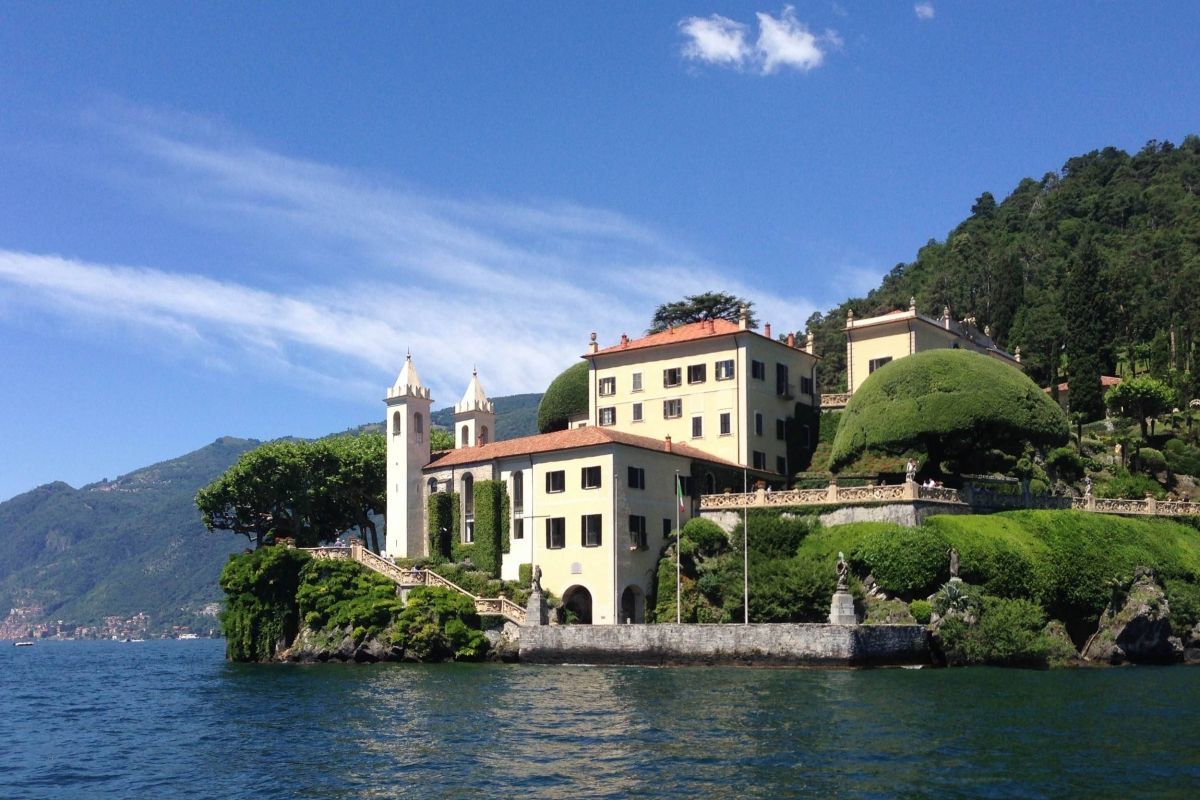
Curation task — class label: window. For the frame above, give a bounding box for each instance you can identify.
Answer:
[705,472,717,494]
[598,376,616,396]
[414,412,424,441]
[581,514,602,547]
[799,376,814,396]
[719,412,731,436]
[582,466,602,489]
[513,518,524,540]
[753,451,767,470]
[464,519,474,543]
[687,364,706,384]
[628,466,645,489]
[391,410,402,436]
[460,425,469,447]
[546,470,565,493]
[427,477,439,494]
[664,399,682,419]
[512,471,524,513]
[754,412,763,436]
[463,473,474,514]
[691,415,703,438]
[629,515,647,550]
[776,455,787,475]
[663,367,682,388]
[869,356,893,374]
[599,407,616,426]
[663,518,673,539]
[677,475,694,495]
[632,372,643,392]
[479,425,489,445]
[776,363,790,396]
[546,517,565,549]
[751,360,766,380]
[632,402,643,422]
[776,419,786,440]
[715,359,735,380]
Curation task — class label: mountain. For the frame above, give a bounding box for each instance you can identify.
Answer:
[804,137,1200,400]
[0,394,545,634]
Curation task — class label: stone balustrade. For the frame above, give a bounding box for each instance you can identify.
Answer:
[819,392,853,409]
[699,480,1200,519]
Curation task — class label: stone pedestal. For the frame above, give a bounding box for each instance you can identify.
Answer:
[829,590,857,625]
[526,590,548,626]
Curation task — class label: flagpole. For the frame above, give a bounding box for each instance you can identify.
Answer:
[743,468,749,625]
[675,470,681,624]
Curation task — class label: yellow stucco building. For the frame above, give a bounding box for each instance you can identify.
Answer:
[384,313,820,625]
[843,298,1022,395]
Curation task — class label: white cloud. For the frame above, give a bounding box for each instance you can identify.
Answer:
[679,6,839,76]
[679,14,751,66]
[0,107,820,406]
[914,2,935,21]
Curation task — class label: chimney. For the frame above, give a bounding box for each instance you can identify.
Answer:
[806,332,815,354]
[620,333,629,347]
[664,435,672,453]
[738,305,748,330]
[588,332,598,354]
[846,308,855,328]
[786,332,795,348]
[764,322,772,339]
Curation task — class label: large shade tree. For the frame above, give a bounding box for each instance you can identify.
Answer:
[829,349,1069,477]
[196,434,388,551]
[648,292,757,333]
[1105,376,1174,439]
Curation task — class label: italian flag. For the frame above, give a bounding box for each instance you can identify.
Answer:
[676,475,685,513]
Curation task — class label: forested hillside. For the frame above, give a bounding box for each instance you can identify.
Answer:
[804,137,1200,415]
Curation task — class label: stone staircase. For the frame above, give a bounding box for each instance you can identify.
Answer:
[303,541,527,625]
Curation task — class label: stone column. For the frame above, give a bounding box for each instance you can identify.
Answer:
[829,591,856,625]
[525,590,548,626]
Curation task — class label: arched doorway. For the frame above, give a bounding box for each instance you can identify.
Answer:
[561,585,593,625]
[620,585,643,624]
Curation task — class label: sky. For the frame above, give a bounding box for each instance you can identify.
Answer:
[2,2,1199,501]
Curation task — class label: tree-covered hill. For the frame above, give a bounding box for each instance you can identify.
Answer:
[804,137,1200,409]
[429,392,542,440]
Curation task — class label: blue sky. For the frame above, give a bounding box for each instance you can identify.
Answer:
[2,2,1199,501]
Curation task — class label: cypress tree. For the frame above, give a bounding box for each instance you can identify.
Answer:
[1064,239,1108,422]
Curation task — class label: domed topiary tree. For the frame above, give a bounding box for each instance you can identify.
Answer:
[537,361,590,433]
[829,349,1069,476]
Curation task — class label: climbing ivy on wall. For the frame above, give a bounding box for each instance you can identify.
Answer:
[470,480,506,577]
[427,492,458,559]
[500,491,511,555]
[218,546,308,662]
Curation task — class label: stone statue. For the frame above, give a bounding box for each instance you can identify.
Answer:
[1084,476,1093,497]
[836,551,849,592]
[948,547,960,579]
[531,565,543,594]
[905,459,917,483]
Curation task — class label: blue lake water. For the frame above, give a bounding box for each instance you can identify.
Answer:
[2,639,1198,799]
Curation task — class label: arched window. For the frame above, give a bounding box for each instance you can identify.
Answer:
[461,425,470,447]
[413,412,424,443]
[392,410,402,436]
[512,471,524,513]
[462,473,475,542]
[479,425,489,445]
[705,472,716,495]
[427,478,438,495]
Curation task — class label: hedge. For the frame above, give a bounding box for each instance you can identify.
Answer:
[427,492,458,558]
[470,480,506,577]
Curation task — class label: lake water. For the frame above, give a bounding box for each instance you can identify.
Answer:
[2,639,1198,799]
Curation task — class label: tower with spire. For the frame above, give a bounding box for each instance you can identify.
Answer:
[453,368,496,448]
[385,352,432,558]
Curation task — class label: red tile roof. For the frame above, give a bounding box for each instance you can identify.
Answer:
[424,425,742,470]
[587,319,745,357]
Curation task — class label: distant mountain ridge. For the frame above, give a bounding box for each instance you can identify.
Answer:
[0,394,544,632]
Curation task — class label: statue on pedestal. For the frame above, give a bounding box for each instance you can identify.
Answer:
[836,551,849,592]
[948,547,960,581]
[531,565,543,593]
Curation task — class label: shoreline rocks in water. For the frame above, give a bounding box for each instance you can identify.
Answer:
[1083,567,1185,665]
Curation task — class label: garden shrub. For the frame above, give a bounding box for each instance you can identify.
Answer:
[909,599,932,625]
[748,555,834,623]
[682,517,730,558]
[1096,470,1165,500]
[732,509,817,559]
[1165,438,1200,477]
[295,558,405,640]
[1137,447,1167,475]
[518,563,533,588]
[957,596,1051,668]
[219,546,309,662]
[396,587,489,661]
[1164,579,1200,631]
[1046,446,1085,482]
[853,525,949,597]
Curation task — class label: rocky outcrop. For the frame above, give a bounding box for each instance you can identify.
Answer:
[278,625,404,663]
[1083,568,1184,665]
[484,621,522,662]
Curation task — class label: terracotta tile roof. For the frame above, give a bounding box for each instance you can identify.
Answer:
[424,425,743,470]
[588,319,745,357]
[1044,375,1123,394]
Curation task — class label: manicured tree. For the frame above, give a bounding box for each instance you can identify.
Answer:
[537,361,589,433]
[1105,376,1174,439]
[829,349,1069,477]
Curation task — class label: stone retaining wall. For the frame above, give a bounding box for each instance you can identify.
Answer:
[702,502,972,532]
[519,623,930,667]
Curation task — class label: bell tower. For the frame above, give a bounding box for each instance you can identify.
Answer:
[385,352,432,558]
[453,368,496,448]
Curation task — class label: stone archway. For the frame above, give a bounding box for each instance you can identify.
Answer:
[620,585,644,624]
[562,585,593,625]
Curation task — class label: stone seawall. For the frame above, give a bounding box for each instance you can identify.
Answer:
[519,623,931,667]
